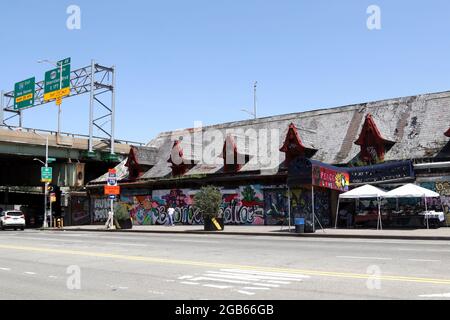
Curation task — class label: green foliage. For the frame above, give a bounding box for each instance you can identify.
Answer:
[114,204,130,221]
[241,186,256,201]
[194,186,222,219]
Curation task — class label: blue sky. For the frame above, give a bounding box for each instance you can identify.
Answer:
[1,0,450,143]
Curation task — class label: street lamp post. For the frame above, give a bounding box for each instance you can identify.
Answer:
[33,135,49,228]
[241,81,258,120]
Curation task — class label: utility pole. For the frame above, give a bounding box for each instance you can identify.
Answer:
[241,81,258,119]
[253,81,257,120]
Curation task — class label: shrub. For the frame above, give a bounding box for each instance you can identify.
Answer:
[194,186,222,220]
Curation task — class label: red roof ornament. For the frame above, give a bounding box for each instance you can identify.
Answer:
[222,135,242,173]
[125,146,140,180]
[445,128,450,138]
[280,123,317,164]
[168,140,187,176]
[355,114,394,164]
[280,123,307,154]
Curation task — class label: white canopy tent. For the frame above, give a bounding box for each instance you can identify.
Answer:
[335,185,387,230]
[384,184,441,229]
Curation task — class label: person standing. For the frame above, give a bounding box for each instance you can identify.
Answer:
[167,206,175,226]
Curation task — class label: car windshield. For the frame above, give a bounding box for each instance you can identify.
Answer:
[7,212,22,217]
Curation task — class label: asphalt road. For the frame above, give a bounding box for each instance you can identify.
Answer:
[0,230,449,300]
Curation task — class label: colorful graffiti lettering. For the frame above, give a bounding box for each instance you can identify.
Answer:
[90,185,316,226]
[92,198,110,223]
[220,186,265,225]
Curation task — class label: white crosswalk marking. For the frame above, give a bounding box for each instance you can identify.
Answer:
[178,268,309,296]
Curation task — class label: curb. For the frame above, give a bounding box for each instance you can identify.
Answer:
[39,228,450,241]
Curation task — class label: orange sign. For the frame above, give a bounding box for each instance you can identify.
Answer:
[104,185,120,195]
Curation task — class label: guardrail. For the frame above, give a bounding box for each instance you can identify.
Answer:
[0,124,145,147]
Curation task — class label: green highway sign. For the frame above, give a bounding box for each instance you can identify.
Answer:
[47,158,56,163]
[41,167,53,183]
[14,77,35,110]
[44,58,71,101]
[57,58,71,66]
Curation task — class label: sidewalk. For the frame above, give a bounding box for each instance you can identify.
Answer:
[46,225,450,241]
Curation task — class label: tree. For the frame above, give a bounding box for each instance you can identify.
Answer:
[193,186,222,219]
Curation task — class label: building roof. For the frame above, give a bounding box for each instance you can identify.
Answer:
[129,146,159,166]
[91,90,450,183]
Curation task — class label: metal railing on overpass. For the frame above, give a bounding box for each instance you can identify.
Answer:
[0,124,145,147]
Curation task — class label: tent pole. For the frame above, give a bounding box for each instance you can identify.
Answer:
[378,196,383,231]
[312,186,316,233]
[335,197,340,229]
[287,186,291,233]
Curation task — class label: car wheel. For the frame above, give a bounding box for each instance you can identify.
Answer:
[20,227,24,231]
[14,228,17,231]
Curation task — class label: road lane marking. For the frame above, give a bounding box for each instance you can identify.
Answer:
[408,259,441,263]
[243,287,270,291]
[148,290,165,295]
[419,293,450,298]
[0,268,11,271]
[398,248,450,253]
[24,272,36,275]
[203,272,282,282]
[203,284,231,289]
[178,276,194,280]
[191,277,249,285]
[1,243,450,285]
[103,242,147,247]
[267,280,290,285]
[250,282,280,288]
[221,269,310,279]
[238,290,255,296]
[206,271,303,282]
[10,237,84,243]
[171,240,220,244]
[180,282,200,286]
[336,256,392,261]
[48,276,58,279]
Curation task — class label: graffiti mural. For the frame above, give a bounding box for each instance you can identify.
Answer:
[290,188,331,227]
[90,184,321,226]
[420,182,450,225]
[264,189,288,225]
[70,196,90,225]
[92,197,111,223]
[220,185,265,225]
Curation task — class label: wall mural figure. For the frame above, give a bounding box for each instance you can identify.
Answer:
[264,189,288,225]
[289,188,331,228]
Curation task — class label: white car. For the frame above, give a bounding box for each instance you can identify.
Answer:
[0,211,26,231]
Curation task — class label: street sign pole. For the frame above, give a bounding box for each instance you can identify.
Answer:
[43,136,49,228]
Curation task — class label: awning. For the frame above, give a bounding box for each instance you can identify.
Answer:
[384,184,440,198]
[288,157,350,192]
[339,184,387,199]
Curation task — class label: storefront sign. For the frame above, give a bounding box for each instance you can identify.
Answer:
[312,166,350,192]
[288,157,349,192]
[348,160,414,185]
